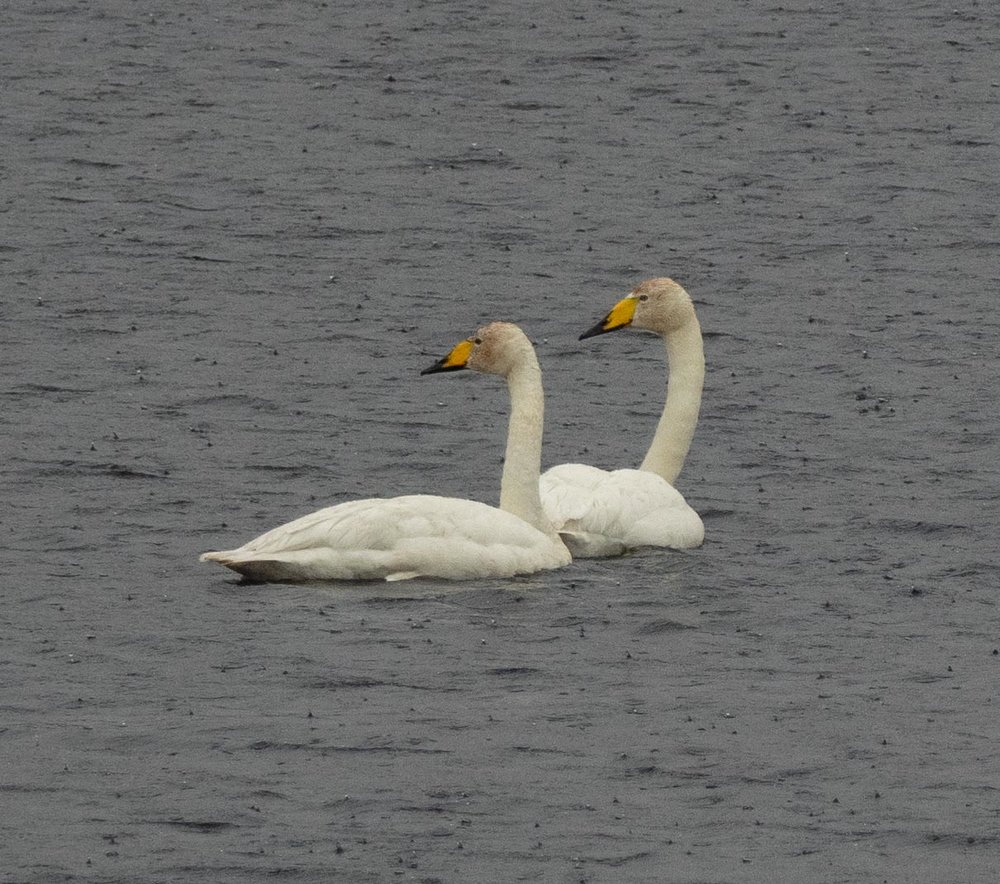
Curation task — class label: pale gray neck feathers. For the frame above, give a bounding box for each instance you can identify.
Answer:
[498,359,551,533]
[638,314,704,484]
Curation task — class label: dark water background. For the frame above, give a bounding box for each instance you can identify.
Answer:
[3,1,999,881]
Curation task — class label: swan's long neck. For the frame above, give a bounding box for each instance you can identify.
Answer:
[639,314,704,485]
[499,358,552,534]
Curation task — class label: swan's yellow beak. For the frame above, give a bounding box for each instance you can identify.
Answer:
[421,338,474,374]
[579,296,638,340]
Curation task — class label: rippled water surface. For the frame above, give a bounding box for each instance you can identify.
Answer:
[4,2,999,881]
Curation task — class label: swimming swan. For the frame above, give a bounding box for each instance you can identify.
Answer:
[540,278,705,557]
[200,322,571,582]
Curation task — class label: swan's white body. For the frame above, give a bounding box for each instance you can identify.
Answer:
[540,278,705,557]
[201,495,566,582]
[201,323,570,582]
[541,465,703,557]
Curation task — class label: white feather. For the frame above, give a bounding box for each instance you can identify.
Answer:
[541,465,703,558]
[201,495,568,582]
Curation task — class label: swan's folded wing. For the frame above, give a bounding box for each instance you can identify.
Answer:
[218,494,556,555]
[236,497,416,555]
[540,464,703,553]
[540,463,611,523]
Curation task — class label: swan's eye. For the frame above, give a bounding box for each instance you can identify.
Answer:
[473,337,482,345]
[638,294,649,302]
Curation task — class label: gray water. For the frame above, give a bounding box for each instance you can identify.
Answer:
[4,1,999,881]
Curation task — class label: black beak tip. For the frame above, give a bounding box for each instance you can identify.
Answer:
[421,360,465,375]
[579,320,608,341]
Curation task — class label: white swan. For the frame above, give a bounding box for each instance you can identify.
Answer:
[200,322,570,582]
[540,277,705,557]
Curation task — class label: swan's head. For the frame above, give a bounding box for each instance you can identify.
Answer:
[422,321,535,379]
[580,277,694,339]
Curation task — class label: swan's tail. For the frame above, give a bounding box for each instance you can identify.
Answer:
[199,549,235,564]
[199,547,411,583]
[199,548,297,582]
[557,530,627,559]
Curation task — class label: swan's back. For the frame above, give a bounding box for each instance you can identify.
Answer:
[200,494,570,582]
